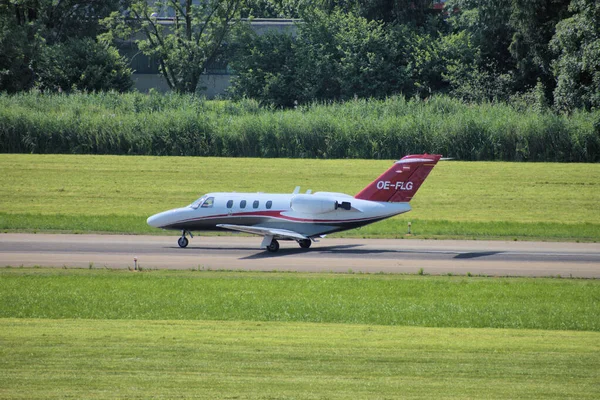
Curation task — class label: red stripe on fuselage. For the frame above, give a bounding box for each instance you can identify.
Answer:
[175,210,384,225]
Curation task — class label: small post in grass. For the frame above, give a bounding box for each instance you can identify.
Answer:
[407,221,412,235]
[134,257,138,271]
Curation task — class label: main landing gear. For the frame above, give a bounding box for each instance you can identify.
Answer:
[178,230,193,248]
[265,238,312,253]
[266,239,280,253]
[298,239,312,249]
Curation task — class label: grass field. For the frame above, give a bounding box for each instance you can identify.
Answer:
[0,269,599,399]
[1,319,598,399]
[1,154,599,240]
[2,269,599,330]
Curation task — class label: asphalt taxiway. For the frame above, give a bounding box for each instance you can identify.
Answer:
[1,233,599,277]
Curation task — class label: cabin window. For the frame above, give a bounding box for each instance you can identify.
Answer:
[201,197,214,208]
[266,200,272,209]
[226,200,233,208]
[240,200,247,209]
[253,200,259,209]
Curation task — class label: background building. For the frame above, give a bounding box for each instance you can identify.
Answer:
[119,18,297,97]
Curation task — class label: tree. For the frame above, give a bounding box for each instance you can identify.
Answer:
[101,0,243,94]
[317,0,442,27]
[228,9,413,106]
[446,0,514,74]
[36,38,132,92]
[447,0,573,102]
[228,25,300,106]
[0,0,130,93]
[411,30,481,98]
[0,2,41,92]
[241,0,307,18]
[551,0,600,112]
[508,0,571,100]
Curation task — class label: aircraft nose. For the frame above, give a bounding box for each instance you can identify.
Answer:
[146,213,161,228]
[147,207,192,229]
[147,211,171,228]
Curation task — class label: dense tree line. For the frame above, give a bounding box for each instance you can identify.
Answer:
[229,0,600,112]
[1,0,599,113]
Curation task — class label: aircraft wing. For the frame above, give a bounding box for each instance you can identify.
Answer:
[216,224,309,240]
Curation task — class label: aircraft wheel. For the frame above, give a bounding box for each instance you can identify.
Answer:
[298,239,312,249]
[178,236,189,248]
[266,239,279,253]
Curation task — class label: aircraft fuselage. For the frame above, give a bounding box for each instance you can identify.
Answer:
[147,192,411,238]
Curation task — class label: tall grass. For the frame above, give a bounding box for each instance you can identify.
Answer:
[1,91,599,161]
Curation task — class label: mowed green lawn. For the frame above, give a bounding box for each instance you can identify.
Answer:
[0,269,599,399]
[1,319,598,399]
[1,154,599,240]
[2,269,598,330]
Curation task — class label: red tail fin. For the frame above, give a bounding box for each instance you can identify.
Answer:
[354,154,442,202]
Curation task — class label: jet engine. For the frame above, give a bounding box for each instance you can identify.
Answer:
[290,195,352,214]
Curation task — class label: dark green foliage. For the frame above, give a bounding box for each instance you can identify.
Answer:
[230,10,414,106]
[295,10,413,102]
[551,0,600,113]
[241,0,304,18]
[0,6,38,92]
[508,0,571,98]
[228,25,299,107]
[29,0,125,44]
[320,0,443,27]
[36,38,132,93]
[0,2,44,93]
[411,29,481,98]
[1,92,598,162]
[233,5,581,107]
[437,2,514,69]
[0,0,128,93]
[441,0,598,110]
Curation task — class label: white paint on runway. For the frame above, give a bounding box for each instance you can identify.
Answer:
[1,234,599,277]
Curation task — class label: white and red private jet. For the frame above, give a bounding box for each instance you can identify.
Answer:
[147,154,441,252]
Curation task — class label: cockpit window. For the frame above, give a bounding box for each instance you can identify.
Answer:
[201,197,214,208]
[189,195,207,209]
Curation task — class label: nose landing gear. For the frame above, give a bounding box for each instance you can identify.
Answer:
[178,230,193,248]
[177,236,188,248]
